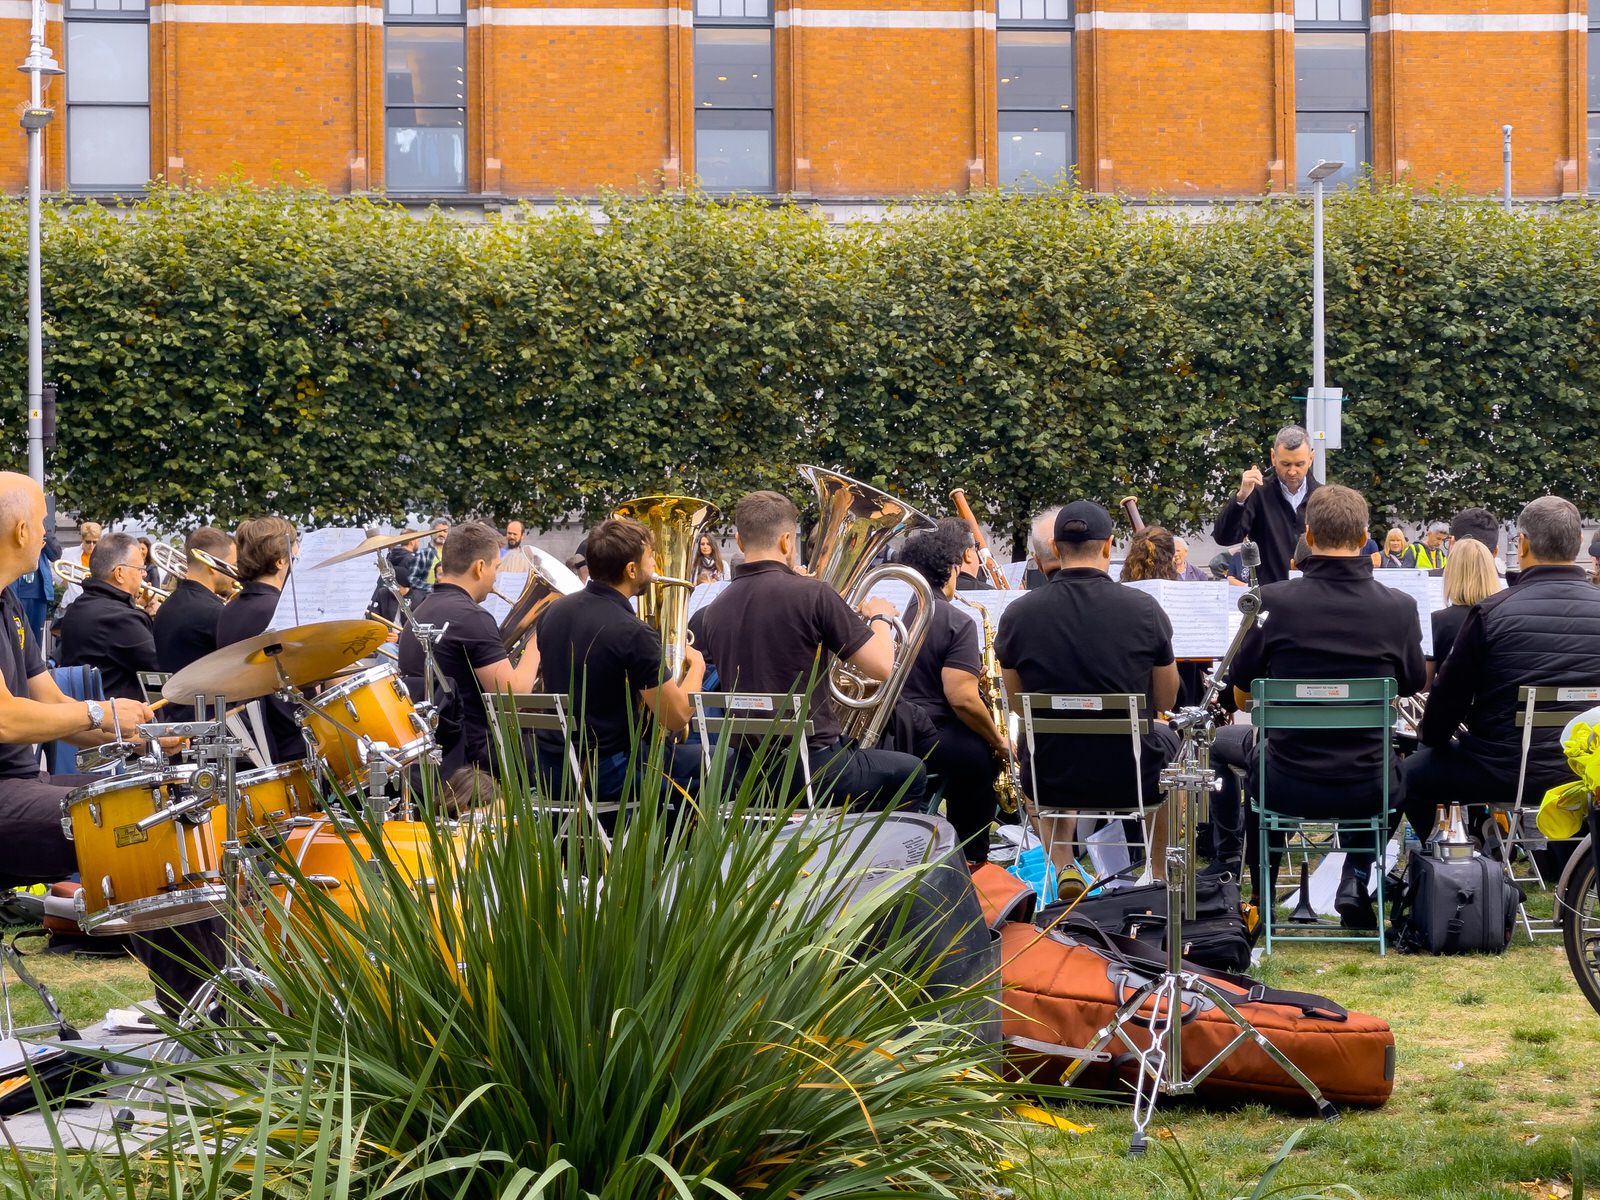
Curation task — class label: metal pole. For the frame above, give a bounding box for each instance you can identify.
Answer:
[1311,176,1327,483]
[1502,124,1513,213]
[24,0,45,487]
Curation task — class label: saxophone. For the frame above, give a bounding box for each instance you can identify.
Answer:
[953,594,1026,815]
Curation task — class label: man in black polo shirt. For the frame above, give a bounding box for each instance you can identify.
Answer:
[153,526,235,687]
[996,500,1179,879]
[696,490,927,811]
[534,518,705,805]
[398,521,541,774]
[1212,425,1319,585]
[894,529,1006,864]
[57,532,160,701]
[1210,484,1425,927]
[214,516,308,765]
[1402,495,1600,844]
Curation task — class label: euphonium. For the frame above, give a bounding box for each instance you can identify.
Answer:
[799,465,937,749]
[952,593,1024,815]
[496,546,582,664]
[612,494,720,678]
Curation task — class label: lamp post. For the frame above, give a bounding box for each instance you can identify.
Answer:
[1306,158,1344,484]
[18,0,62,488]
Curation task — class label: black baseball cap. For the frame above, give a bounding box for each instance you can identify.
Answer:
[1054,501,1115,544]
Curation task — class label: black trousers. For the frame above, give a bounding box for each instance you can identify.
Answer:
[808,740,929,813]
[0,770,225,1018]
[916,716,998,863]
[1400,742,1517,844]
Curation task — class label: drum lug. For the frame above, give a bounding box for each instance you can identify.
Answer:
[345,699,360,721]
[60,815,74,841]
[306,874,342,890]
[165,862,177,890]
[72,888,85,918]
[100,876,114,904]
[392,678,410,702]
[89,801,102,828]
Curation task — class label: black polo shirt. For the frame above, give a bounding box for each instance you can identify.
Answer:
[153,579,224,676]
[1429,605,1469,667]
[56,579,159,701]
[900,594,982,721]
[955,572,995,592]
[696,559,873,743]
[214,580,304,764]
[0,587,49,779]
[994,567,1175,796]
[1221,554,1424,783]
[535,580,668,757]
[397,583,507,771]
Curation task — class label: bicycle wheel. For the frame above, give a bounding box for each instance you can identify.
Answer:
[1559,835,1600,1017]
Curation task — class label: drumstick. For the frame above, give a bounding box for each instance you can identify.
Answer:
[149,698,168,712]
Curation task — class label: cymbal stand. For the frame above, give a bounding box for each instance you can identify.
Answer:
[1060,541,1339,1155]
[376,553,450,716]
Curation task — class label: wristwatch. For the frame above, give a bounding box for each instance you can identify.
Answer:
[85,700,104,733]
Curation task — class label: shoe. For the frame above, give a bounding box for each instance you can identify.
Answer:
[1335,874,1378,930]
[1198,859,1241,881]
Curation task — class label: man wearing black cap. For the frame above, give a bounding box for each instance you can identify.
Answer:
[1212,426,1319,585]
[995,500,1179,878]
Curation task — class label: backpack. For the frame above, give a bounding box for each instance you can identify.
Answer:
[1389,852,1518,955]
[1035,874,1253,974]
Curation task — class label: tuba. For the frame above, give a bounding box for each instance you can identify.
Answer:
[612,494,720,678]
[799,465,937,748]
[496,546,583,665]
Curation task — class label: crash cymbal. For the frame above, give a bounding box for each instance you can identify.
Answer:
[312,530,429,570]
[163,620,390,704]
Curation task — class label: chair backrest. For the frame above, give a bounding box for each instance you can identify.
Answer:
[138,671,170,706]
[49,665,104,775]
[1510,684,1600,810]
[482,691,583,785]
[691,692,815,808]
[1249,677,1398,732]
[1016,692,1149,811]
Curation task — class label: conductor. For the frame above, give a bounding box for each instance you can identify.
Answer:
[1212,426,1319,585]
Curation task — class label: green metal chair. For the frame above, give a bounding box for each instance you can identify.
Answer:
[1251,676,1397,955]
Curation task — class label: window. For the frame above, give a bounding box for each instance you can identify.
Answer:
[693,0,774,191]
[997,0,1073,189]
[385,0,466,193]
[1294,0,1367,191]
[1589,0,1600,193]
[65,0,150,191]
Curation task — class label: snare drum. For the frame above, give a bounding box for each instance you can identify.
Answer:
[300,664,432,783]
[63,767,224,934]
[235,760,323,835]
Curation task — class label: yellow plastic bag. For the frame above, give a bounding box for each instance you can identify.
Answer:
[1539,722,1600,841]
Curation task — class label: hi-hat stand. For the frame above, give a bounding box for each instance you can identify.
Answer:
[1064,540,1340,1155]
[374,554,450,717]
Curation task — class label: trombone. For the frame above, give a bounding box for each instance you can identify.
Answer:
[152,541,243,601]
[52,558,170,608]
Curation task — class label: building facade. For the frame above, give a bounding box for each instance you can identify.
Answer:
[11,0,1599,202]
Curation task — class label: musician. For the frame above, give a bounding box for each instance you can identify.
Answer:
[397,521,541,774]
[216,517,305,764]
[1021,507,1063,591]
[936,517,994,591]
[534,518,705,805]
[1450,506,1500,555]
[695,490,927,810]
[1212,425,1319,585]
[1208,485,1424,928]
[153,527,236,680]
[56,532,161,701]
[1402,496,1600,843]
[995,500,1179,878]
[894,530,1006,864]
[1427,537,1500,681]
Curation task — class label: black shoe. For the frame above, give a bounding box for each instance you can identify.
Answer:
[1335,874,1377,930]
[1199,859,1241,880]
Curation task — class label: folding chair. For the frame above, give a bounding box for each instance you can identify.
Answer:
[48,664,103,776]
[138,670,170,706]
[691,692,815,817]
[483,692,620,849]
[1016,692,1151,886]
[1251,677,1397,955]
[1493,684,1600,938]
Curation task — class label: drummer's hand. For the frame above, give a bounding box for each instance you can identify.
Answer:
[385,629,399,644]
[155,736,185,754]
[101,697,155,735]
[859,597,897,621]
[1236,464,1264,502]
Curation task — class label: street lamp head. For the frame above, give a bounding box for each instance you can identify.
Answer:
[1307,159,1345,183]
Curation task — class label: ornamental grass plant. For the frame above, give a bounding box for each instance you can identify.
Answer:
[5,728,1053,1199]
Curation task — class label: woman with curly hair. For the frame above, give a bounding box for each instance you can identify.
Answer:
[1119,526,1178,583]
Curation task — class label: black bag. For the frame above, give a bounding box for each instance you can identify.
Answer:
[1038,875,1253,973]
[1389,852,1518,955]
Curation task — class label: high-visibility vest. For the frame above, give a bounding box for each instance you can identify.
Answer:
[1406,543,1447,570]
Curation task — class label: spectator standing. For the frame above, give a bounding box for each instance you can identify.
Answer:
[1378,527,1408,569]
[408,519,450,598]
[1404,522,1450,570]
[691,533,725,585]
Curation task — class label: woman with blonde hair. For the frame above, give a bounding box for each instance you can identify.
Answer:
[1428,537,1501,681]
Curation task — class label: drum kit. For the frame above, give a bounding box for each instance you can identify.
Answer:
[56,533,465,1020]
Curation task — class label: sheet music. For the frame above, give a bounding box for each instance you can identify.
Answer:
[483,571,526,627]
[1122,580,1235,659]
[1371,569,1445,658]
[269,528,373,630]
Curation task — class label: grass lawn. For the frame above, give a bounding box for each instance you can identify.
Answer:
[5,900,1599,1200]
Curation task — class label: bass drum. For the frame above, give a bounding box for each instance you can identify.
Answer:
[62,767,223,934]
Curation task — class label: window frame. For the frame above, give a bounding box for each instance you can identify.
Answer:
[383,0,468,195]
[692,0,776,194]
[996,0,1075,191]
[1292,1,1370,193]
[64,0,151,193]
[1588,2,1600,194]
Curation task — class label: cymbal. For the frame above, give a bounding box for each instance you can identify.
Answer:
[163,620,390,704]
[312,530,428,570]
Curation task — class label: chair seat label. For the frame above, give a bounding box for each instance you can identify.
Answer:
[1051,696,1103,710]
[729,695,775,711]
[1295,684,1349,699]
[1556,687,1600,702]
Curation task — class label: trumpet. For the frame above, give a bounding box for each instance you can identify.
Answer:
[55,558,170,608]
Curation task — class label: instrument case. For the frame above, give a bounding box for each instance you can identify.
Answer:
[1389,851,1518,955]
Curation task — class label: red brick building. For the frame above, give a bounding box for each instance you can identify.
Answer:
[8,0,1597,201]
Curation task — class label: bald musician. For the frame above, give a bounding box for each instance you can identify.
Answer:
[56,531,160,701]
[215,517,305,764]
[1213,426,1319,585]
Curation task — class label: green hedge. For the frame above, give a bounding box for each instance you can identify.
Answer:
[3,183,1597,549]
